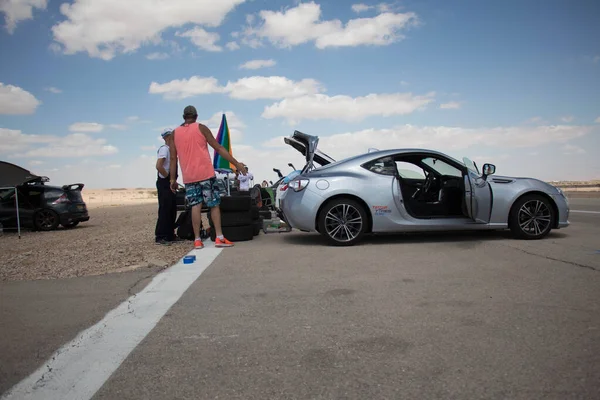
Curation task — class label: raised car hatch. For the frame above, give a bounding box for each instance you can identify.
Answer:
[283,130,335,171]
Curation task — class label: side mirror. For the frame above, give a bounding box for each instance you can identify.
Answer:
[482,163,496,176]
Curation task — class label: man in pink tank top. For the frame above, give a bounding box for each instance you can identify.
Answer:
[168,105,246,249]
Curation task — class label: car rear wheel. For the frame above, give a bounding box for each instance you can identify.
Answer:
[34,209,60,231]
[509,194,554,240]
[317,198,367,246]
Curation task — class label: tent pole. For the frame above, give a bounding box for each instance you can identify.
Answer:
[15,188,21,239]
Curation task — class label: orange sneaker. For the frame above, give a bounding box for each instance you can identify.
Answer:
[194,239,204,249]
[215,237,234,247]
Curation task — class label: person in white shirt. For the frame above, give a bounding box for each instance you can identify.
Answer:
[155,129,177,244]
[236,165,254,191]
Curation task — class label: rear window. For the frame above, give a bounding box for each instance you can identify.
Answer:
[67,189,84,203]
[43,189,64,200]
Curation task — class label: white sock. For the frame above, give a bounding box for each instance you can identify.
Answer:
[195,237,201,241]
[217,235,224,240]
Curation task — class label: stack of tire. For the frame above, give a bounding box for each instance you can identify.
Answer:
[207,194,258,242]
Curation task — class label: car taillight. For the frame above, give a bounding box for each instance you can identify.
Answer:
[52,194,71,204]
[288,179,309,192]
[280,184,288,191]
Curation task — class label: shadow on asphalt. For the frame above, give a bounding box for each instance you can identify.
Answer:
[282,229,569,247]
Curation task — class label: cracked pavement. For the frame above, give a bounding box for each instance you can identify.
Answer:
[1,197,599,399]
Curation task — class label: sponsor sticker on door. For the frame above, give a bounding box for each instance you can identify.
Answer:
[373,205,391,215]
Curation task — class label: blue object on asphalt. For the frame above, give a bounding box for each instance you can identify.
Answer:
[183,255,196,264]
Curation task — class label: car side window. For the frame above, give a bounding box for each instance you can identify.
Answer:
[395,161,426,179]
[422,157,462,177]
[363,157,397,176]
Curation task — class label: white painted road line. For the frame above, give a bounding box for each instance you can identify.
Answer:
[1,243,222,400]
[571,210,600,214]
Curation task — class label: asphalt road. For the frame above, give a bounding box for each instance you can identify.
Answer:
[2,197,600,399]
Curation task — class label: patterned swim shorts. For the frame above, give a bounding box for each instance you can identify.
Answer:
[185,177,225,208]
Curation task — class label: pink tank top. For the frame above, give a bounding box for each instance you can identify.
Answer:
[173,122,215,184]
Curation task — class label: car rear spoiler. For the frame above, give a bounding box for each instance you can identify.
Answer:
[62,183,85,191]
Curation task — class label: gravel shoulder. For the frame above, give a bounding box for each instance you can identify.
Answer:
[0,204,202,281]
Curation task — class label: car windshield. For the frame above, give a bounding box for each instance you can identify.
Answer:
[462,157,479,174]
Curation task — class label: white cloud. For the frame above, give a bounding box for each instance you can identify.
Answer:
[0,82,41,114]
[595,116,600,123]
[149,75,323,100]
[242,2,418,49]
[563,144,585,155]
[44,87,62,94]
[262,92,435,122]
[68,122,104,133]
[146,52,169,60]
[351,4,372,13]
[0,0,47,33]
[239,59,276,70]
[560,115,574,123]
[175,26,222,52]
[141,145,156,151]
[200,111,246,142]
[224,76,322,100]
[226,41,240,50]
[50,0,246,60]
[440,101,461,109]
[109,124,127,130]
[15,133,118,158]
[149,76,225,100]
[0,128,117,158]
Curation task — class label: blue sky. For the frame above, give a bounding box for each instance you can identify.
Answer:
[1,0,599,188]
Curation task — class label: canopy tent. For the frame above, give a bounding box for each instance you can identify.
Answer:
[0,161,44,238]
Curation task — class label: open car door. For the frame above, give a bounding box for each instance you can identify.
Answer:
[462,158,492,223]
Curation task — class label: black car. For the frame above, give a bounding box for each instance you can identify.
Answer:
[0,180,90,231]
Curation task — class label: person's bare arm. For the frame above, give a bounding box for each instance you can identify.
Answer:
[156,158,168,178]
[199,123,245,173]
[168,136,179,192]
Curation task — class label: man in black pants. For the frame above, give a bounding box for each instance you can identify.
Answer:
[155,129,177,244]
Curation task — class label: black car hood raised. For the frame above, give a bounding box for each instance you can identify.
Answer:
[0,161,44,188]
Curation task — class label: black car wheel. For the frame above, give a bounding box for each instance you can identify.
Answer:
[317,198,367,246]
[34,209,60,231]
[509,194,555,240]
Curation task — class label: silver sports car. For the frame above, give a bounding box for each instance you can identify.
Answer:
[279,131,570,246]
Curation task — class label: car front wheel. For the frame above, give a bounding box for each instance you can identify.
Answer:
[509,194,555,240]
[317,198,367,246]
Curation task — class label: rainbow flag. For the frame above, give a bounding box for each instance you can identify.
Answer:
[212,113,234,171]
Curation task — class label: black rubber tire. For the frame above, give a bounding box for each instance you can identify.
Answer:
[509,194,555,240]
[259,210,272,219]
[34,209,60,231]
[221,210,252,227]
[251,206,259,220]
[317,197,367,246]
[220,195,251,212]
[221,224,254,241]
[253,218,263,236]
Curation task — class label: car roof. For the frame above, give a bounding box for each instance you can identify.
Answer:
[320,148,466,169]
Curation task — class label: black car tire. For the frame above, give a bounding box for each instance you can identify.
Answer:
[34,209,60,231]
[210,224,254,242]
[62,221,79,229]
[317,197,367,246]
[253,218,262,236]
[220,196,251,212]
[221,211,253,227]
[509,194,555,240]
[251,206,259,220]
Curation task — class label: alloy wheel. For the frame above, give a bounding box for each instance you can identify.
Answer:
[36,210,57,230]
[517,199,552,236]
[324,203,363,242]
